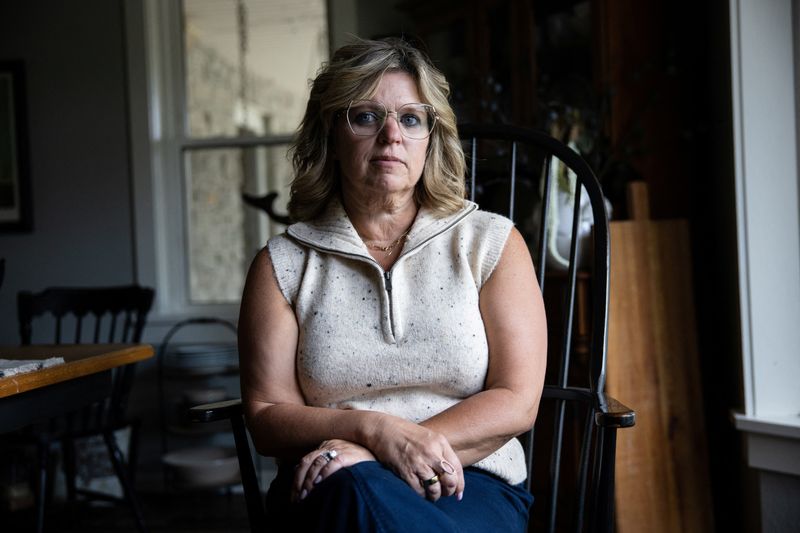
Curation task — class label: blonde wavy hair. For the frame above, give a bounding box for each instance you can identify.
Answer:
[287,37,466,222]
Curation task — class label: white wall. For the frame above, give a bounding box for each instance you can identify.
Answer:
[0,0,136,344]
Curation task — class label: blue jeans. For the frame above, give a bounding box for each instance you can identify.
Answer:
[264,461,533,532]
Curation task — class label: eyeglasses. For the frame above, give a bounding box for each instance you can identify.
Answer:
[344,100,437,140]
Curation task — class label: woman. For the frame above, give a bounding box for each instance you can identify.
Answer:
[238,37,547,532]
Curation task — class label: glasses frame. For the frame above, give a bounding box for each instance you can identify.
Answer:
[344,100,438,140]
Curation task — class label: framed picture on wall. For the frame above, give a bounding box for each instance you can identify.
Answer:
[0,60,32,232]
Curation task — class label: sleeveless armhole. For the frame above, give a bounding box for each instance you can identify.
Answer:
[266,234,306,306]
[470,211,515,289]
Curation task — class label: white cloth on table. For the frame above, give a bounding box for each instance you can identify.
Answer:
[0,357,65,377]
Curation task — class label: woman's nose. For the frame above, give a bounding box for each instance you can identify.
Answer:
[379,113,403,143]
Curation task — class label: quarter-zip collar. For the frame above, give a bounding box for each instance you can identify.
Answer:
[286,197,478,262]
[287,197,478,344]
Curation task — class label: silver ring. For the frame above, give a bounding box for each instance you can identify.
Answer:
[320,449,338,463]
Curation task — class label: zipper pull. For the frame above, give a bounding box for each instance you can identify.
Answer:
[384,271,392,293]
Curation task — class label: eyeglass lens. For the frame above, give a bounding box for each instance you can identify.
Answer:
[346,101,435,139]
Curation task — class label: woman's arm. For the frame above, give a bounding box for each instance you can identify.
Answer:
[420,227,547,466]
[239,247,465,501]
[239,247,377,456]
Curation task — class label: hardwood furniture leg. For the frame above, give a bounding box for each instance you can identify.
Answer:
[62,435,78,503]
[35,436,48,533]
[103,430,148,533]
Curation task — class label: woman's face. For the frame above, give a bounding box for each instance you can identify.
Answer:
[334,71,430,203]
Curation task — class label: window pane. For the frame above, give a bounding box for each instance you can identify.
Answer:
[182,0,328,137]
[185,145,291,304]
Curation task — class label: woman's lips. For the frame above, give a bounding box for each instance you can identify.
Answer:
[371,156,405,166]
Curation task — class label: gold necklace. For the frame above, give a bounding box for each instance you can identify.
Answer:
[363,231,409,256]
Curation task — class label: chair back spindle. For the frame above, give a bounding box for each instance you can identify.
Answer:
[17,285,155,431]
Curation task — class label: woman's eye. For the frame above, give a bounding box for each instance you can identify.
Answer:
[354,111,380,124]
[400,113,422,128]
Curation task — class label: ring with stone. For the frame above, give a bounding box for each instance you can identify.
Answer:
[320,449,338,463]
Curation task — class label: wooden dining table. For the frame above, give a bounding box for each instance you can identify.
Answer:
[0,344,154,433]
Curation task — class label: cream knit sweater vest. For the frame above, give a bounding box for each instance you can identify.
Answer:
[267,199,527,485]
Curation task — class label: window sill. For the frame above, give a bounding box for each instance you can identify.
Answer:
[734,412,800,477]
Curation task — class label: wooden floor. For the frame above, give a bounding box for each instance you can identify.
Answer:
[3,489,251,532]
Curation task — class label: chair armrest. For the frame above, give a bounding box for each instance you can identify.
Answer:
[188,398,243,423]
[594,394,636,429]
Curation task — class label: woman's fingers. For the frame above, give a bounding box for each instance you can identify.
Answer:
[418,468,443,502]
[394,450,463,502]
[294,424,467,504]
[437,460,459,498]
[438,453,464,500]
[292,450,331,502]
[418,453,461,501]
[292,440,376,502]
[303,451,344,496]
[368,419,466,501]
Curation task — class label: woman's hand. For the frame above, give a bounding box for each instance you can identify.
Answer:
[292,439,375,503]
[366,414,465,502]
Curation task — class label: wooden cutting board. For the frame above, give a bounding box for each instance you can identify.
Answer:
[607,182,714,533]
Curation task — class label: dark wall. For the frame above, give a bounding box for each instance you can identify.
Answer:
[689,2,753,531]
[0,0,135,344]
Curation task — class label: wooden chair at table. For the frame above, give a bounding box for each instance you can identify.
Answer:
[192,124,636,533]
[16,285,154,533]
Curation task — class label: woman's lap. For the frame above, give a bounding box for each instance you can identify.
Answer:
[265,461,532,533]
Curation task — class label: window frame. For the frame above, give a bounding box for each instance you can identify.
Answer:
[730,0,800,421]
[729,0,800,487]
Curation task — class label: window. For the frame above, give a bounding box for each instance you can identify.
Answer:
[129,0,328,322]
